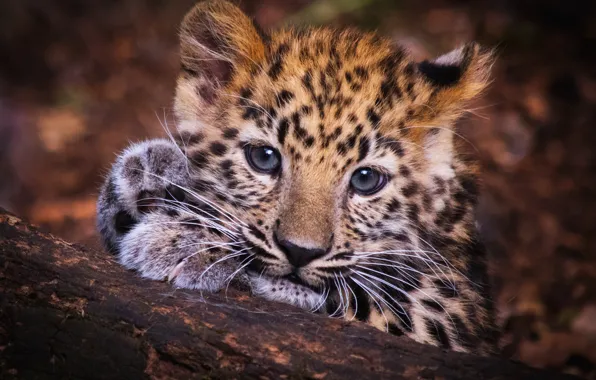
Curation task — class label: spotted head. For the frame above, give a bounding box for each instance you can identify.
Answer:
[173,0,495,351]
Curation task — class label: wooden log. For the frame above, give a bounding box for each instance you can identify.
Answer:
[0,208,575,379]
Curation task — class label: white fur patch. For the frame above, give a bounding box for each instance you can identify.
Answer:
[249,275,326,311]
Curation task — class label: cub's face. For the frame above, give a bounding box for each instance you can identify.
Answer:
[174,1,492,310]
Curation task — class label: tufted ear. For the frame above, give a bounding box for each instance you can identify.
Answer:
[416,43,493,114]
[176,1,266,112]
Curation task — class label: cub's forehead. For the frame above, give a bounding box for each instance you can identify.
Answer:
[243,28,400,101]
[227,28,406,138]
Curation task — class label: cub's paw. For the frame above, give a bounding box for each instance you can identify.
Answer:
[119,212,246,292]
[97,139,190,253]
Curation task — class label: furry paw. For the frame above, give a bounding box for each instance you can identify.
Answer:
[97,139,190,253]
[119,212,243,292]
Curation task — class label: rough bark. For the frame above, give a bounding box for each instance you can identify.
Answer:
[0,208,575,379]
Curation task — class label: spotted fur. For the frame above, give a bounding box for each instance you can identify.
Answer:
[97,0,497,354]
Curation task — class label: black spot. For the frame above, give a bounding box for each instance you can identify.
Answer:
[367,108,381,128]
[346,134,358,150]
[192,179,212,192]
[268,44,289,80]
[388,323,404,336]
[354,66,368,79]
[209,142,227,156]
[351,282,371,322]
[399,165,411,177]
[426,319,451,349]
[304,136,315,148]
[392,307,414,332]
[301,105,312,115]
[401,182,419,198]
[433,176,447,194]
[239,86,253,100]
[220,159,233,171]
[176,131,204,146]
[434,279,458,298]
[378,136,405,157]
[278,118,289,145]
[190,150,209,169]
[114,211,136,234]
[357,137,370,162]
[276,90,295,107]
[386,198,401,213]
[302,70,315,95]
[222,128,239,140]
[292,113,307,140]
[418,61,462,87]
[452,315,475,349]
[249,225,268,243]
[393,232,410,243]
[252,246,278,261]
[345,71,353,83]
[407,204,420,223]
[165,185,185,203]
[421,299,444,312]
[239,87,259,120]
[336,141,348,156]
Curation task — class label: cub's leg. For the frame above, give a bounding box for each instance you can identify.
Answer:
[96,139,243,291]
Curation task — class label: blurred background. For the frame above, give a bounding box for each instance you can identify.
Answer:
[1,0,595,377]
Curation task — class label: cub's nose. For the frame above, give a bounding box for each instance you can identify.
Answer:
[275,236,326,268]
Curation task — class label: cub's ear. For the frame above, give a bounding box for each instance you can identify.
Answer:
[178,0,266,105]
[417,42,494,114]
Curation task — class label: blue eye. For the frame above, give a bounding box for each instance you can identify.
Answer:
[350,167,387,195]
[245,145,282,174]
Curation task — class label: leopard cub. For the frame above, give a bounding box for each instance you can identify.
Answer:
[98,0,497,354]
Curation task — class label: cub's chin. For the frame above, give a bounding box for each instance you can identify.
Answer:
[247,272,328,312]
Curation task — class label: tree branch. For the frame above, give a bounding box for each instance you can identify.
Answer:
[0,208,574,379]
